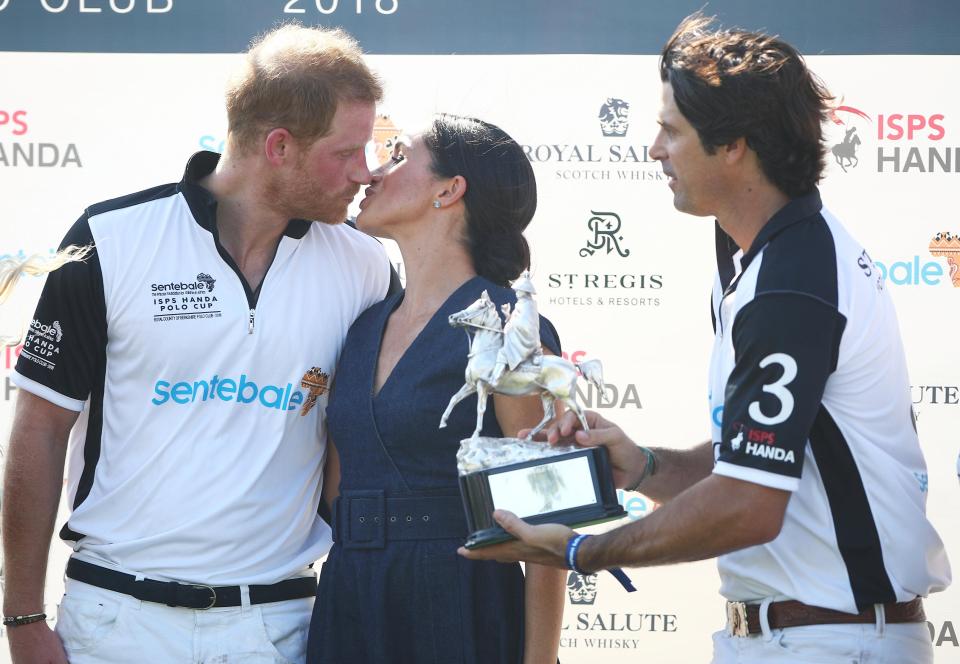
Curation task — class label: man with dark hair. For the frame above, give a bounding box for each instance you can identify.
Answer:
[3,24,395,663]
[462,14,950,662]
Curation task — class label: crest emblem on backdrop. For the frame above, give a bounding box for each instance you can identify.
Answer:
[566,571,599,605]
[598,98,630,137]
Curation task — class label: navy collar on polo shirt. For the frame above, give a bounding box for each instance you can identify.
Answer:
[177,150,310,240]
[715,188,823,291]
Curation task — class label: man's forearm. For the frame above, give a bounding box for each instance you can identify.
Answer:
[631,440,715,503]
[2,399,72,615]
[579,474,789,572]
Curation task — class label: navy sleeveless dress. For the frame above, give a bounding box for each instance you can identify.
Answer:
[307,275,561,664]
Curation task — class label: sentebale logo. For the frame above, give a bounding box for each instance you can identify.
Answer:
[152,374,305,412]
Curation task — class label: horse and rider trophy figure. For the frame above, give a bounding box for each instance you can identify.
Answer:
[441,272,625,549]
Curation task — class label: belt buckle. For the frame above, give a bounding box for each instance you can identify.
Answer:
[190,584,217,610]
[726,601,748,637]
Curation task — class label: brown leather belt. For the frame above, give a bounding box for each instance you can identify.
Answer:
[726,597,925,637]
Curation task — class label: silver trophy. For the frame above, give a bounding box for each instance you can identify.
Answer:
[440,272,625,548]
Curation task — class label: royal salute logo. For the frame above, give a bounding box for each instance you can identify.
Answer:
[299,367,329,416]
[566,572,599,605]
[150,272,221,322]
[910,383,959,421]
[520,98,661,183]
[598,98,630,137]
[580,211,630,258]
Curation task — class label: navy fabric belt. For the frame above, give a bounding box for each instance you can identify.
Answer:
[333,490,468,549]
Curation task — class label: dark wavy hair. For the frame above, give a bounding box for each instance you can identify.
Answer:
[422,115,535,286]
[660,13,833,197]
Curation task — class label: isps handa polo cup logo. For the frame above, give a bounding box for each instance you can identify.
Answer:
[521,98,662,183]
[19,319,64,371]
[829,102,954,174]
[151,272,220,322]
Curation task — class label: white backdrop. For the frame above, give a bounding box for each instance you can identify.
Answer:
[1,48,958,663]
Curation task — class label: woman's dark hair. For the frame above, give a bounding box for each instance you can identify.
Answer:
[422,114,535,286]
[660,13,833,198]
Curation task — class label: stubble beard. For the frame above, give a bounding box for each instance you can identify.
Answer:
[265,171,351,225]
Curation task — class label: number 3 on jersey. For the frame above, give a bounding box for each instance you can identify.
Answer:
[748,353,797,426]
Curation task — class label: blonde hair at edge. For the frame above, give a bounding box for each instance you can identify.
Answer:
[0,245,91,344]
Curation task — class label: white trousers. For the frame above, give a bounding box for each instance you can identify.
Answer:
[711,601,933,664]
[55,578,313,664]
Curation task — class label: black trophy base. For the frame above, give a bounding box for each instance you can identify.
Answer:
[459,445,626,550]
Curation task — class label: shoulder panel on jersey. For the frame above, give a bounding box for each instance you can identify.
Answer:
[754,213,839,308]
[733,291,847,374]
[84,183,180,221]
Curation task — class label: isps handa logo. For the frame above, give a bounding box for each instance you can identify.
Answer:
[0,109,82,168]
[829,101,954,174]
[521,98,662,184]
[561,350,643,410]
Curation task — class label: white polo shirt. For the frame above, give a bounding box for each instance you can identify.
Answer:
[709,188,951,613]
[13,151,392,585]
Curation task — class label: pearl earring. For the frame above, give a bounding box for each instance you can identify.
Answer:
[433,200,441,208]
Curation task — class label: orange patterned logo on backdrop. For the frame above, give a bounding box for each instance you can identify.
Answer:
[299,367,329,416]
[929,232,960,287]
[372,115,401,167]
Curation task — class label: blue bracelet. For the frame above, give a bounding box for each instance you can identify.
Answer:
[565,534,592,574]
[565,533,637,593]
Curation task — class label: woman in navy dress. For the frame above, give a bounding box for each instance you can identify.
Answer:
[307,115,566,664]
